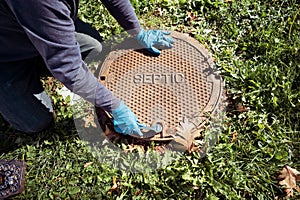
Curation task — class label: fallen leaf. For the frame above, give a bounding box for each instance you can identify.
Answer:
[103,125,122,143]
[84,162,93,168]
[190,145,200,152]
[83,114,97,128]
[123,144,139,153]
[277,166,300,198]
[231,131,238,143]
[236,103,250,112]
[154,146,167,154]
[108,176,120,195]
[173,117,199,153]
[134,189,143,196]
[187,12,197,22]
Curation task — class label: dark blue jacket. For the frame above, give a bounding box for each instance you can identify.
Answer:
[0,0,141,111]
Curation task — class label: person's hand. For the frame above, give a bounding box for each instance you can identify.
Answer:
[110,100,146,136]
[135,29,174,55]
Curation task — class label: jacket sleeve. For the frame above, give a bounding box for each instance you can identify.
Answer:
[5,0,119,111]
[100,0,142,35]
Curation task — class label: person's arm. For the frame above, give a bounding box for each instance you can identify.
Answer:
[100,0,174,55]
[100,0,142,35]
[5,0,119,112]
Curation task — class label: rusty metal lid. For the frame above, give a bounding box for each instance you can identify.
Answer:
[98,31,222,140]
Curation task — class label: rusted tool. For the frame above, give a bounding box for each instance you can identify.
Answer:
[130,120,175,142]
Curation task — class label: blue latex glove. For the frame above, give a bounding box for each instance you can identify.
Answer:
[136,29,174,55]
[111,100,146,136]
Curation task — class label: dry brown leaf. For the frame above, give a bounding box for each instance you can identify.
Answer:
[84,162,93,168]
[192,127,203,139]
[173,117,198,153]
[83,114,97,128]
[108,176,120,195]
[174,136,189,147]
[190,145,200,152]
[236,103,250,112]
[134,189,143,196]
[154,146,168,154]
[187,12,197,22]
[104,125,122,142]
[123,144,139,153]
[231,131,238,143]
[277,166,300,198]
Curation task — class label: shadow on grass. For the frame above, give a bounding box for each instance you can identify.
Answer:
[0,115,78,154]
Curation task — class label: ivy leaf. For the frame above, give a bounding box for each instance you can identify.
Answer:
[277,166,300,198]
[68,186,81,195]
[173,117,199,153]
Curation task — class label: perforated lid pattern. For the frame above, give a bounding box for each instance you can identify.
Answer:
[99,32,221,131]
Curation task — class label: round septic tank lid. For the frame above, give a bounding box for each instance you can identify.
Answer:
[98,31,222,139]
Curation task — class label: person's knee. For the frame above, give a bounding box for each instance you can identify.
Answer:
[15,112,54,133]
[84,38,102,64]
[75,32,103,63]
[89,40,102,57]
[75,18,103,43]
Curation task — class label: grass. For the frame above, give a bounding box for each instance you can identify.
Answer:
[1,0,300,199]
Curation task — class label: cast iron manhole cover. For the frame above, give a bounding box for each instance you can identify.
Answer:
[98,31,222,140]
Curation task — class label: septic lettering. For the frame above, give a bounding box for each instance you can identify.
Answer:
[133,73,185,84]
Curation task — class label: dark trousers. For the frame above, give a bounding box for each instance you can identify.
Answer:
[0,19,102,133]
